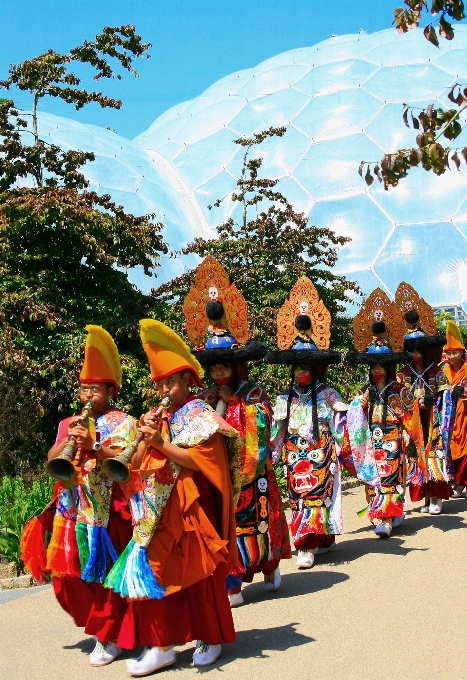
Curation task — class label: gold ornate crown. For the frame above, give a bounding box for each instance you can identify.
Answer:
[353,288,406,352]
[183,256,249,348]
[394,281,436,335]
[277,276,331,350]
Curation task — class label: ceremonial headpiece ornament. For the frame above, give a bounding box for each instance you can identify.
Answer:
[394,282,446,352]
[444,320,465,352]
[79,325,121,399]
[266,276,341,365]
[183,256,267,364]
[140,318,204,388]
[346,288,412,366]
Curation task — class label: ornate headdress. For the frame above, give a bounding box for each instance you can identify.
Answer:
[140,318,204,388]
[183,256,267,364]
[395,282,446,352]
[79,325,121,399]
[444,320,465,352]
[346,288,412,366]
[266,276,341,365]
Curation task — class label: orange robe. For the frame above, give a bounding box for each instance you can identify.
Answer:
[443,362,467,461]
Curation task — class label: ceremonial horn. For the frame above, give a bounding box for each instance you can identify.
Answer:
[47,398,93,481]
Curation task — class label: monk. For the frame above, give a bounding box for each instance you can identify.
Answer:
[443,321,467,496]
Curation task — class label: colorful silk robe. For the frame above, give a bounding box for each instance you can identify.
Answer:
[443,362,467,462]
[271,384,347,544]
[105,397,242,600]
[359,383,407,521]
[221,382,291,578]
[399,364,453,487]
[21,407,137,584]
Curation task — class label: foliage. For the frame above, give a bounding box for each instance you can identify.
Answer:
[394,1,465,45]
[362,2,467,187]
[360,96,467,188]
[0,476,54,575]
[0,27,165,475]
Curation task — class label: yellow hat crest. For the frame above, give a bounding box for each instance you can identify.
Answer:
[79,325,121,398]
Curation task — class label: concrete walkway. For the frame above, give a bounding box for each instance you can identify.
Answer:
[1,486,466,680]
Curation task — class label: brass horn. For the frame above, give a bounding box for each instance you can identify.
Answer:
[103,395,171,483]
[47,398,93,481]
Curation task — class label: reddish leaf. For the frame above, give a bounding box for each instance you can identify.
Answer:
[439,16,454,40]
[364,168,374,186]
[412,114,420,129]
[403,107,409,127]
[451,151,461,169]
[424,24,440,47]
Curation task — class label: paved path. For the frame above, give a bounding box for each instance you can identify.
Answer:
[2,487,467,680]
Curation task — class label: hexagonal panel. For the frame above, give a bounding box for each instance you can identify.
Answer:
[174,127,242,188]
[364,64,453,103]
[235,65,311,100]
[293,89,383,143]
[310,195,394,273]
[370,166,467,225]
[294,133,382,201]
[294,59,380,97]
[365,101,443,153]
[374,223,467,306]
[229,89,311,136]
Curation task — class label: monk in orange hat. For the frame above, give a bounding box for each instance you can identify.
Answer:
[443,321,467,496]
[21,326,138,668]
[108,320,239,676]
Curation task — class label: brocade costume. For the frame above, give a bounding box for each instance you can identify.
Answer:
[399,364,453,502]
[443,360,467,487]
[221,381,291,589]
[271,383,345,550]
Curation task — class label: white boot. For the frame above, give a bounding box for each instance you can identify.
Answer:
[392,513,405,528]
[228,590,244,607]
[374,519,392,536]
[429,497,443,515]
[89,640,121,667]
[296,550,314,569]
[263,566,281,592]
[193,641,222,667]
[126,646,176,676]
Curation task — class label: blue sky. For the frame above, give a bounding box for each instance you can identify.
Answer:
[2,0,406,139]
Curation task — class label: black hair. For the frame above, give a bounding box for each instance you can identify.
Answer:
[371,321,386,335]
[206,300,224,321]
[404,309,419,324]
[295,314,312,331]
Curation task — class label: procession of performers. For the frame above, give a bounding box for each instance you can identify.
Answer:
[20,258,467,676]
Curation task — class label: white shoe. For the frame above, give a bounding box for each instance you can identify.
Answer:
[391,513,405,528]
[193,642,222,667]
[429,498,443,515]
[420,505,429,513]
[263,566,281,592]
[374,521,392,536]
[314,540,337,555]
[452,484,465,498]
[89,640,121,667]
[296,550,314,569]
[126,646,176,676]
[228,591,244,607]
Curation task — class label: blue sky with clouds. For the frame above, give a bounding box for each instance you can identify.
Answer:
[1,0,410,139]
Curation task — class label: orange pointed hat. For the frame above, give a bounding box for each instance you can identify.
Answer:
[79,325,122,399]
[140,319,204,388]
[444,320,465,351]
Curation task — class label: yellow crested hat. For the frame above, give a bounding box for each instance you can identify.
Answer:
[140,319,204,388]
[79,325,122,398]
[444,320,465,351]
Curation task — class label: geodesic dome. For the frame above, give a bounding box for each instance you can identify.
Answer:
[135,27,467,315]
[33,112,211,290]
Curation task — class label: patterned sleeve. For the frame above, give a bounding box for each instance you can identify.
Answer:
[104,415,138,452]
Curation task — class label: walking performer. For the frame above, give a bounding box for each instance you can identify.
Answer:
[266,276,347,569]
[184,256,291,607]
[394,282,451,515]
[104,319,240,675]
[442,320,467,497]
[21,325,138,667]
[346,289,412,537]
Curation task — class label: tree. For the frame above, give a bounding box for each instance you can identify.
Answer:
[152,127,361,398]
[360,2,467,188]
[394,1,465,45]
[0,27,166,475]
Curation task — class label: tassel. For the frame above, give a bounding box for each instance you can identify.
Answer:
[75,523,118,584]
[46,516,81,578]
[20,517,49,583]
[105,539,166,600]
[368,493,404,521]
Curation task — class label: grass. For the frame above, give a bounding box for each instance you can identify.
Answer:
[0,476,54,576]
